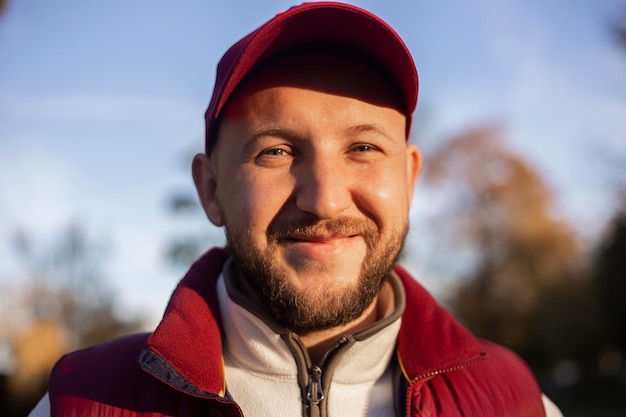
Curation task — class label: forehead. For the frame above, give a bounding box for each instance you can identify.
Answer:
[224,46,405,122]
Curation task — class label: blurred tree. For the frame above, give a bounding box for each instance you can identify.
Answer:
[421,125,626,412]
[164,190,210,266]
[529,2,626,409]
[163,150,225,268]
[599,0,626,353]
[421,126,585,356]
[578,3,626,404]
[592,200,626,380]
[0,223,144,417]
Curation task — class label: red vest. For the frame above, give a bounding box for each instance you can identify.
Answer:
[49,248,545,416]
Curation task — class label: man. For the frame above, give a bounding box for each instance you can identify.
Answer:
[31,2,563,416]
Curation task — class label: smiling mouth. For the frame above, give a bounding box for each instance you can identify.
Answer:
[280,234,363,260]
[268,216,374,250]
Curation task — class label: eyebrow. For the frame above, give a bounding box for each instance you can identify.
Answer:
[250,127,302,141]
[238,127,299,157]
[346,123,395,142]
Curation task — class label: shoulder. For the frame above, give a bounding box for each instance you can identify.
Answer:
[52,332,151,381]
[409,340,546,416]
[49,333,155,403]
[477,339,537,376]
[469,339,544,400]
[48,333,200,415]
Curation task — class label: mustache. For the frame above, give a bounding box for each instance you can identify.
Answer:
[267,216,378,248]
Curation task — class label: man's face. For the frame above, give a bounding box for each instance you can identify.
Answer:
[194,50,421,332]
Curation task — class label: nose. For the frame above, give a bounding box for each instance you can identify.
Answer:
[294,155,352,220]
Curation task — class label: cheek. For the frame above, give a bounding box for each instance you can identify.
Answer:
[357,165,411,222]
[221,169,294,233]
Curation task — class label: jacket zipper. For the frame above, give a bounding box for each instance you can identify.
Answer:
[283,333,353,417]
[305,365,325,417]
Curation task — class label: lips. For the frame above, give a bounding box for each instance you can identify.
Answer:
[282,234,362,261]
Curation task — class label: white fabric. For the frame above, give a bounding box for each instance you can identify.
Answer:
[217,274,400,417]
[542,394,564,417]
[27,392,49,417]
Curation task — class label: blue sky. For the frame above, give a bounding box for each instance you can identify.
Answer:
[1,0,625,328]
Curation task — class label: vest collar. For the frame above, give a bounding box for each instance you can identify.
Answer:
[140,248,482,395]
[142,248,229,396]
[394,264,483,380]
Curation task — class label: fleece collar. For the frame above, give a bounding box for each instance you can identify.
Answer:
[141,248,481,395]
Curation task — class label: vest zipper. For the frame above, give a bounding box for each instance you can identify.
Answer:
[305,365,325,417]
[412,353,486,381]
[404,353,487,417]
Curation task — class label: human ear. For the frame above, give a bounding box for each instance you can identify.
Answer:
[192,153,224,226]
[405,144,422,202]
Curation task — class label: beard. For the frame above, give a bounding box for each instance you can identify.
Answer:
[224,213,407,333]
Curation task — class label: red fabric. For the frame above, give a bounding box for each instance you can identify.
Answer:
[405,340,545,417]
[49,249,545,416]
[395,264,483,378]
[145,247,229,395]
[49,333,219,416]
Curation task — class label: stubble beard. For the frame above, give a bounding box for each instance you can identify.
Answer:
[224,215,407,333]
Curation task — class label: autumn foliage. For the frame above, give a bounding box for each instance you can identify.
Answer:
[421,125,625,410]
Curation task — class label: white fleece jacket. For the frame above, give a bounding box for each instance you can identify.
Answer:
[218,275,401,417]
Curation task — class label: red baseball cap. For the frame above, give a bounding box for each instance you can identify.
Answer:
[204,2,419,153]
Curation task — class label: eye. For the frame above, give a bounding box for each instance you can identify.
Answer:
[254,145,294,167]
[352,144,376,153]
[263,148,287,156]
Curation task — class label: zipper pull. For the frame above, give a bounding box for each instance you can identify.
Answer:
[306,366,325,416]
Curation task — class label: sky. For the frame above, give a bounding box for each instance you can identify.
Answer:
[1,0,625,330]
